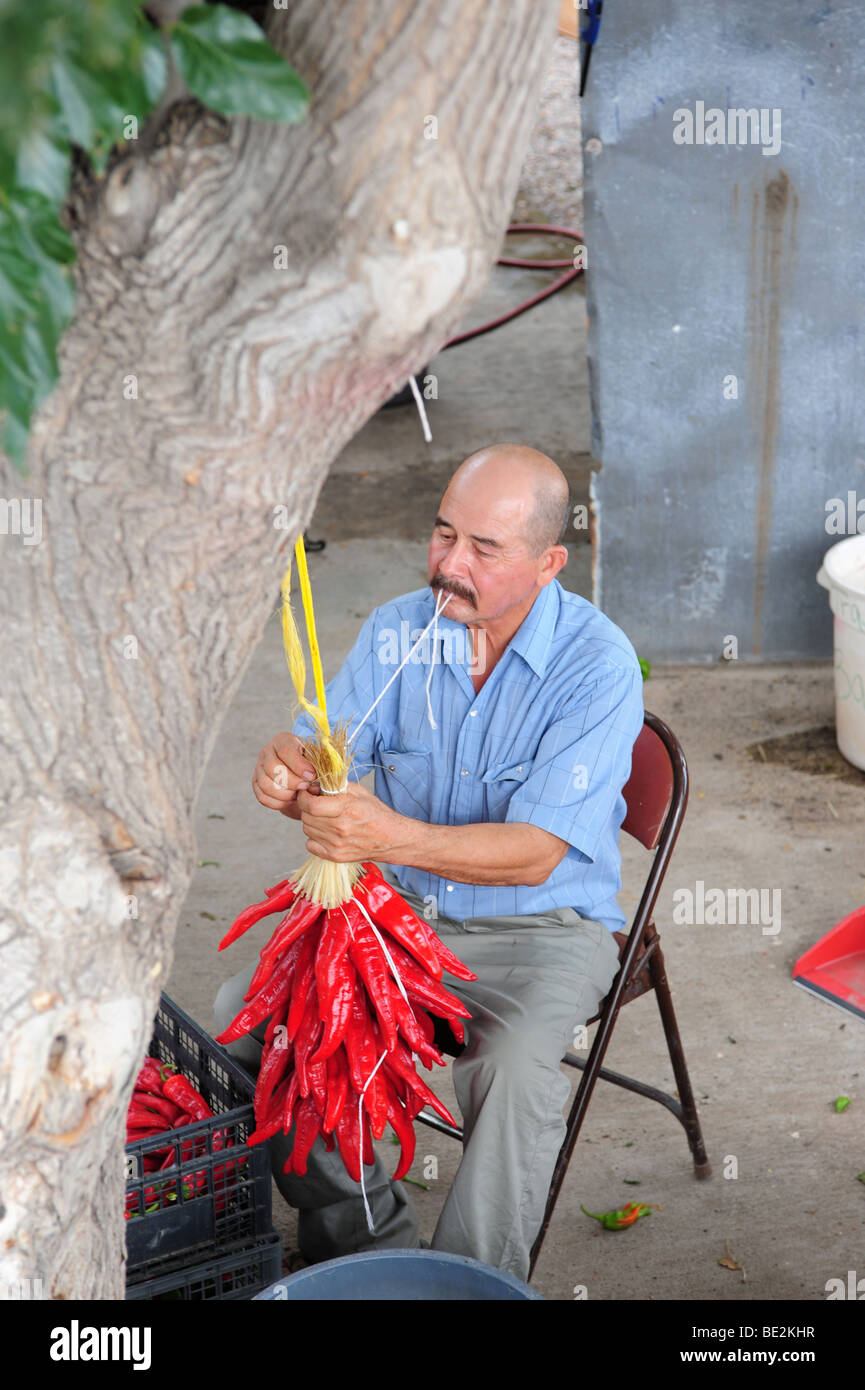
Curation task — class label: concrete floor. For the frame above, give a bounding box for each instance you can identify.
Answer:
[166,252,865,1301]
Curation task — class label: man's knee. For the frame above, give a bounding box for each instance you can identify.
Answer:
[213,970,246,1033]
[213,965,262,1072]
[459,1016,570,1094]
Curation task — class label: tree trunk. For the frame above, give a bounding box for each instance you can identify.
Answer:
[0,0,560,1298]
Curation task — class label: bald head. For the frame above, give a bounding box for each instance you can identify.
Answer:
[450,444,570,556]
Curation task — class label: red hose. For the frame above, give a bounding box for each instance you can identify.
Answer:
[441,223,584,350]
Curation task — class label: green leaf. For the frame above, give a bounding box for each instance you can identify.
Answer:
[834,1096,851,1113]
[11,189,76,265]
[0,236,40,319]
[15,127,70,204]
[0,189,75,470]
[170,5,308,123]
[1,408,30,468]
[638,657,651,681]
[49,27,163,171]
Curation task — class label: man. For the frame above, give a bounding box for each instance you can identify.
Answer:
[214,443,644,1280]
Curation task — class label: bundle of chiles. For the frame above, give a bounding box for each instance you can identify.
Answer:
[215,862,477,1181]
[126,1059,233,1217]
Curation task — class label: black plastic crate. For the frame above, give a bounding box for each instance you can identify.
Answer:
[126,1233,282,1302]
[125,994,272,1280]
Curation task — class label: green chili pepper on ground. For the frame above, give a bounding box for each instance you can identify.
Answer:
[581,1200,651,1230]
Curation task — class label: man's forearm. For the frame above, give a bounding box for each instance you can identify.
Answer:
[395,816,568,888]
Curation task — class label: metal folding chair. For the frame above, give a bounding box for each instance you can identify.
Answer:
[415,709,711,1279]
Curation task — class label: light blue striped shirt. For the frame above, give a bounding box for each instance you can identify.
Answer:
[293,579,645,931]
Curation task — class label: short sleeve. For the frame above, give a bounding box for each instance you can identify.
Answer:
[292,610,379,781]
[505,660,645,862]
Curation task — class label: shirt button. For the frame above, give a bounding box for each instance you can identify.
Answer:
[469,709,478,717]
[388,764,395,771]
[446,885,454,892]
[460,769,468,776]
[516,765,523,772]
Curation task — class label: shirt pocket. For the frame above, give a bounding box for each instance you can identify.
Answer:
[377,747,431,819]
[481,760,532,822]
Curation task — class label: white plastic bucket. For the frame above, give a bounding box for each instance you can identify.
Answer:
[817,535,865,771]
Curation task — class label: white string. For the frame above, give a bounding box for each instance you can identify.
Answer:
[409,374,432,442]
[347,591,452,747]
[357,1048,388,1233]
[424,590,444,730]
[351,893,410,1007]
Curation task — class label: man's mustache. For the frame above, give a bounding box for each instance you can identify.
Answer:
[431,574,476,608]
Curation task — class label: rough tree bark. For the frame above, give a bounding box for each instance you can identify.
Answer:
[0,0,560,1298]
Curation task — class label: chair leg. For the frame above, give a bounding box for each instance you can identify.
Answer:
[528,1006,621,1279]
[648,939,712,1178]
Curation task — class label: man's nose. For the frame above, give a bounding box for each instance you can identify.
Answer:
[437,538,471,576]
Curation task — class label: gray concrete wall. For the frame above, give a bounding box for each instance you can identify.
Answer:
[582,0,865,661]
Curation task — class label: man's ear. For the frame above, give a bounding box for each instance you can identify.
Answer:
[539,544,569,586]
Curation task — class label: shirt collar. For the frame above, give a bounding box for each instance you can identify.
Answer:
[431,579,560,679]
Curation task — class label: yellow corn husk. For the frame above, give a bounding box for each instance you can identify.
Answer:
[281,543,360,907]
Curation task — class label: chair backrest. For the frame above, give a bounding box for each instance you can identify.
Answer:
[621,715,680,851]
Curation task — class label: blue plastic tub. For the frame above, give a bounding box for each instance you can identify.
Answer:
[254,1249,542,1301]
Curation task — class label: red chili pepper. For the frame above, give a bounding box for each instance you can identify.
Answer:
[259,896,323,974]
[131,1092,185,1124]
[380,938,472,1021]
[135,1062,165,1092]
[307,1058,328,1116]
[409,1006,435,1045]
[265,876,295,898]
[334,1096,362,1183]
[247,926,307,1004]
[282,1071,300,1136]
[264,996,290,1048]
[353,875,443,979]
[343,984,388,1137]
[162,1074,214,1122]
[286,928,318,1041]
[294,991,324,1099]
[218,879,298,951]
[215,951,296,1045]
[427,931,478,982]
[126,1126,168,1142]
[345,906,399,1051]
[378,1030,457,1127]
[383,1076,416,1180]
[323,1047,350,1133]
[127,1106,172,1132]
[284,1096,321,1176]
[248,1078,292,1145]
[254,1034,293,1123]
[314,908,353,1020]
[308,955,356,1066]
[361,1108,374,1167]
[390,993,445,1066]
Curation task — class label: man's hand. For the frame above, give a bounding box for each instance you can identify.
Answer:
[297,782,412,863]
[252,732,321,820]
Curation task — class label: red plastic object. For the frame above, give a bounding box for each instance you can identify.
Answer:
[793,907,865,1022]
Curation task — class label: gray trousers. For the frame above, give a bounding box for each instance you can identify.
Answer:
[213,868,621,1281]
